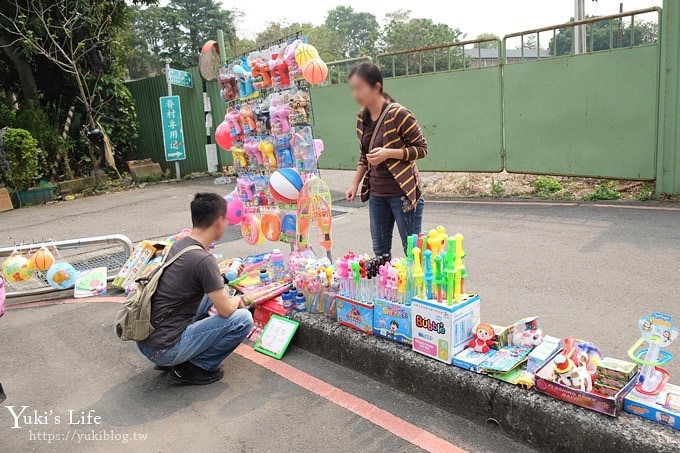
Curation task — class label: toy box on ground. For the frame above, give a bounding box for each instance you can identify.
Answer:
[535,340,636,417]
[253,297,288,329]
[373,299,412,344]
[453,347,496,372]
[624,383,680,430]
[335,295,373,334]
[112,240,166,290]
[411,294,480,364]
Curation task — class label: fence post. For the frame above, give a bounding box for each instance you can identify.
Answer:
[656,1,680,194]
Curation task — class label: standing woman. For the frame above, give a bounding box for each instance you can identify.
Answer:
[345,62,428,257]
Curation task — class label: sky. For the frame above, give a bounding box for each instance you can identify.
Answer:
[225,0,663,40]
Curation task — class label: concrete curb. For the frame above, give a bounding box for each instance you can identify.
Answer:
[290,313,680,453]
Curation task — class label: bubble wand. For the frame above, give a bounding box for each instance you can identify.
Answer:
[412,247,425,300]
[454,233,464,303]
[434,255,443,303]
[406,235,415,303]
[445,236,455,306]
[424,249,433,300]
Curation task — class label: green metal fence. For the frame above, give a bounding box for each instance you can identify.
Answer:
[128,7,671,186]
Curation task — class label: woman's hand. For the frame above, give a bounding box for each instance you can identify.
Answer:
[345,183,358,201]
[367,147,400,166]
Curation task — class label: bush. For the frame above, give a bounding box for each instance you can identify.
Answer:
[584,181,621,201]
[532,176,563,199]
[1,128,41,190]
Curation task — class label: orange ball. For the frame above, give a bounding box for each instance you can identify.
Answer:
[30,248,55,271]
[302,58,328,85]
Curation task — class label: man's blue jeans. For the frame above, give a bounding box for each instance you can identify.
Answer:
[369,196,425,256]
[137,296,253,371]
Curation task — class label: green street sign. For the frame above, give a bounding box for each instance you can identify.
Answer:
[159,95,186,162]
[167,68,193,88]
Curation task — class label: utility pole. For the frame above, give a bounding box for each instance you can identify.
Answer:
[574,0,586,54]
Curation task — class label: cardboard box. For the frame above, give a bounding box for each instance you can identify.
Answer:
[526,335,562,373]
[597,357,638,383]
[373,299,412,344]
[0,188,13,212]
[411,294,480,364]
[453,347,496,372]
[335,295,373,334]
[535,347,637,417]
[253,298,288,329]
[624,383,680,430]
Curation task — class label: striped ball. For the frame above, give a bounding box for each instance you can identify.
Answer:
[269,168,303,203]
[30,248,55,271]
[302,58,328,85]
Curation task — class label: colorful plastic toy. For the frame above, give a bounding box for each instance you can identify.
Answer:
[233,64,254,98]
[628,312,678,395]
[244,138,263,167]
[250,56,272,90]
[226,108,242,137]
[240,103,257,134]
[552,352,593,392]
[270,53,290,88]
[261,212,282,241]
[29,247,55,271]
[241,213,263,245]
[269,168,303,204]
[284,39,302,79]
[258,140,277,169]
[231,145,248,170]
[275,136,294,168]
[215,121,233,151]
[224,191,245,225]
[270,97,291,134]
[292,126,316,173]
[469,323,495,353]
[46,262,77,289]
[297,175,333,259]
[2,254,32,283]
[237,176,256,202]
[301,58,328,85]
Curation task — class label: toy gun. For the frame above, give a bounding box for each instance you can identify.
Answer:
[258,141,277,169]
[270,54,290,88]
[275,136,294,168]
[271,102,291,134]
[231,146,248,170]
[240,104,257,134]
[284,39,302,78]
[233,64,254,98]
[244,139,263,167]
[237,177,255,202]
[250,58,272,90]
[255,106,270,133]
[226,109,242,137]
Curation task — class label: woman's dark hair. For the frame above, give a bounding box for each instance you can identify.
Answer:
[349,62,395,121]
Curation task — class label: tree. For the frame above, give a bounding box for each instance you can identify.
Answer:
[126,0,238,75]
[474,33,500,48]
[549,17,657,56]
[255,22,343,62]
[324,6,379,59]
[517,35,537,50]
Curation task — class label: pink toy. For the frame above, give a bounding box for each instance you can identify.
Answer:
[215,121,233,151]
[244,139,263,166]
[237,177,255,202]
[226,108,242,137]
[284,39,302,79]
[270,98,290,134]
[224,191,245,225]
[240,104,257,134]
[469,323,495,353]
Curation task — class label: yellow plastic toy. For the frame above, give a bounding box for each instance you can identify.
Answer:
[258,140,277,169]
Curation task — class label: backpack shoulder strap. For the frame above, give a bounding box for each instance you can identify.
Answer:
[138,244,204,284]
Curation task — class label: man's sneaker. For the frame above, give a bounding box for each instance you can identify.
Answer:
[167,362,224,385]
[153,365,171,372]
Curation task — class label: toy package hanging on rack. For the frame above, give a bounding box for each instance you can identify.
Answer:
[297,175,333,260]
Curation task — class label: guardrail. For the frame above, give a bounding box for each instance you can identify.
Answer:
[1,234,133,298]
[503,7,660,63]
[326,56,373,86]
[375,38,502,78]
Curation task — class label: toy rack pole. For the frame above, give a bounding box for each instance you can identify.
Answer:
[165,60,181,180]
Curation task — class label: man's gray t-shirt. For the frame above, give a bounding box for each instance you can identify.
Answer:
[143,237,224,349]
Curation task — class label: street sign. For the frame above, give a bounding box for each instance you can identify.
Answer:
[159,95,186,162]
[167,68,193,88]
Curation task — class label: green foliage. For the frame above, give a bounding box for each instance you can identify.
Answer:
[137,174,163,183]
[636,184,653,201]
[381,10,462,51]
[325,6,379,58]
[583,181,621,201]
[549,17,657,56]
[490,180,505,197]
[95,74,139,163]
[475,33,500,48]
[255,22,343,62]
[532,176,563,199]
[1,128,41,190]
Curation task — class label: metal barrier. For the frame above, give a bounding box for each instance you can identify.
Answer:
[503,7,660,63]
[375,37,502,78]
[1,234,133,298]
[326,56,373,86]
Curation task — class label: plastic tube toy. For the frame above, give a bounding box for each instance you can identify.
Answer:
[453,233,464,303]
[424,249,433,300]
[445,236,455,305]
[413,247,425,300]
[434,255,443,303]
[628,312,677,395]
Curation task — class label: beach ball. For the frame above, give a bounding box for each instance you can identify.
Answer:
[269,168,304,204]
[2,255,33,283]
[29,247,55,271]
[302,58,328,85]
[295,44,319,67]
[215,121,233,151]
[46,262,77,290]
[224,191,245,225]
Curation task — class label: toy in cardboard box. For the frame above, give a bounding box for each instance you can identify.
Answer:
[336,295,373,334]
[373,299,412,344]
[624,312,679,430]
[535,338,636,416]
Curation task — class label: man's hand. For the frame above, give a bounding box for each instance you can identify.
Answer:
[345,183,358,201]
[208,287,241,318]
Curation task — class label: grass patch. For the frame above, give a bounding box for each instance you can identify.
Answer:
[583,181,621,201]
[490,180,505,197]
[532,176,563,199]
[636,184,653,201]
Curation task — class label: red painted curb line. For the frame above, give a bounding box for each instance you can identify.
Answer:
[6,296,125,310]
[236,345,467,453]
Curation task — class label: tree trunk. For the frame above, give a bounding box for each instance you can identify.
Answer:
[71,62,101,172]
[0,33,39,104]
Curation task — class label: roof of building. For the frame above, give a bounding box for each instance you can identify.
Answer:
[464,48,552,59]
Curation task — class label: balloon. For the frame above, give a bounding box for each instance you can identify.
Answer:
[46,262,77,290]
[301,58,328,85]
[2,255,33,283]
[295,43,320,67]
[224,191,245,225]
[215,121,233,151]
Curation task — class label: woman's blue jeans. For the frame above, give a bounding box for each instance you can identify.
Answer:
[137,296,253,371]
[369,196,425,257]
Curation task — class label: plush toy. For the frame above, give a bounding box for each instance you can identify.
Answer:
[553,353,593,392]
[469,322,495,353]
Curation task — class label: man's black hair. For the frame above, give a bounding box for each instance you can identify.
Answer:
[191,193,226,228]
